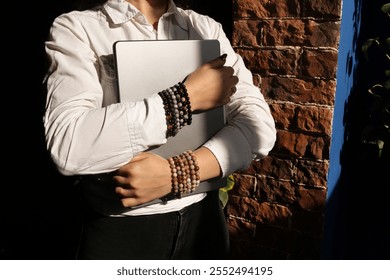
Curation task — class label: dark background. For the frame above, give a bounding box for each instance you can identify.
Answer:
[1,0,81,259]
[325,0,390,259]
[1,0,232,260]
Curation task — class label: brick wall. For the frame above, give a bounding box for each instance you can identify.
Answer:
[227,0,342,259]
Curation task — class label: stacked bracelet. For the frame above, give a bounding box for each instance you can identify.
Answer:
[158,82,192,137]
[168,150,200,198]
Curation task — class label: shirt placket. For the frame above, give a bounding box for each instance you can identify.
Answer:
[156,15,172,40]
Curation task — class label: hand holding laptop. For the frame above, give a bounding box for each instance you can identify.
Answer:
[184,53,238,112]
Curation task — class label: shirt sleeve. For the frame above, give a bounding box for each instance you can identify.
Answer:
[195,15,277,177]
[43,14,167,175]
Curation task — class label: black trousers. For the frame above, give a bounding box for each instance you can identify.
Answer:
[76,191,229,260]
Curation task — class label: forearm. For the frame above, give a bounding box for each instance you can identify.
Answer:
[45,95,167,175]
[193,147,222,181]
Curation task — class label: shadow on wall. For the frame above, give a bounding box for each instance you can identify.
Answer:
[323,0,390,259]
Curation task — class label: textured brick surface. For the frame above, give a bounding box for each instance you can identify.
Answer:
[272,130,330,159]
[302,49,339,78]
[228,0,342,259]
[233,0,302,18]
[269,103,334,134]
[303,0,342,18]
[233,0,341,19]
[236,48,301,76]
[233,20,340,48]
[261,77,336,105]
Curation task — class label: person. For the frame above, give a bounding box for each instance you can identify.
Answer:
[43,0,277,260]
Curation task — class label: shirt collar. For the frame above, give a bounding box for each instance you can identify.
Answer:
[103,0,188,30]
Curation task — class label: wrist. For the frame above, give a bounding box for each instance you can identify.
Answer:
[167,150,200,198]
[183,80,199,111]
[158,83,193,137]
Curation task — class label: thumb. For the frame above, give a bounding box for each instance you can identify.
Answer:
[206,53,227,69]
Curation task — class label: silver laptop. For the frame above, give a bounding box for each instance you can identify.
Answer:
[113,39,227,208]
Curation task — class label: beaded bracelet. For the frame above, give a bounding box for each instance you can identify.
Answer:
[158,82,192,137]
[168,150,200,198]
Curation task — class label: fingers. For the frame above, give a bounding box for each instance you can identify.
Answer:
[223,65,235,76]
[121,197,152,208]
[113,173,128,185]
[232,75,239,86]
[115,185,160,208]
[113,174,132,197]
[115,186,133,198]
[115,186,144,207]
[231,86,237,95]
[227,74,239,96]
[223,87,235,104]
[207,55,237,91]
[121,198,142,208]
[206,53,228,69]
[219,53,227,62]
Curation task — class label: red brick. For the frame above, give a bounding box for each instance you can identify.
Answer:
[269,103,333,134]
[236,48,300,76]
[294,159,329,187]
[261,76,336,105]
[273,130,330,160]
[228,217,256,239]
[256,176,298,205]
[305,20,341,47]
[227,196,292,227]
[297,187,327,211]
[228,0,341,260]
[247,156,294,180]
[229,174,257,197]
[233,0,302,18]
[232,20,262,46]
[303,0,342,18]
[301,49,339,78]
[262,19,340,47]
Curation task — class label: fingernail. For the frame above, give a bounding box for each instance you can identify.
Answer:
[219,54,227,61]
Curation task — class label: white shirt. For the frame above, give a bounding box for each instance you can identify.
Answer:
[44,0,276,216]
